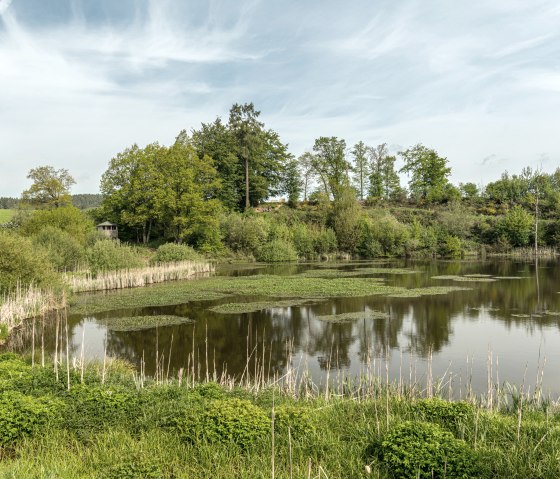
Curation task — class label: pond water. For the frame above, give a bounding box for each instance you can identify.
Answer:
[6,259,560,397]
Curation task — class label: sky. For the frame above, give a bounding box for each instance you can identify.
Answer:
[1,0,560,196]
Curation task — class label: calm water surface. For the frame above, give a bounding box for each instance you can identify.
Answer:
[7,259,560,396]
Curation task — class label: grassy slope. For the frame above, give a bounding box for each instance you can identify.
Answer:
[1,354,560,478]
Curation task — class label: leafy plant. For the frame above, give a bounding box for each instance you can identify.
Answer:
[0,391,62,446]
[151,243,201,264]
[174,398,269,449]
[374,421,480,478]
[86,240,144,274]
[411,398,474,433]
[256,239,298,262]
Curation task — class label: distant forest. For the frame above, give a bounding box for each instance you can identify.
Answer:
[0,194,103,210]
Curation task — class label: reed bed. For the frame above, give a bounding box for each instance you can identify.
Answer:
[65,260,215,293]
[489,246,558,258]
[0,284,65,334]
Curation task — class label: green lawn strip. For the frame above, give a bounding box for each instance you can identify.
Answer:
[0,209,14,224]
[101,315,194,332]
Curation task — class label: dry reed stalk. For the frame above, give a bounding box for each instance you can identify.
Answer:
[64,260,215,293]
[271,392,275,479]
[0,284,65,332]
[65,314,70,391]
[80,325,85,383]
[102,330,107,385]
[54,314,59,382]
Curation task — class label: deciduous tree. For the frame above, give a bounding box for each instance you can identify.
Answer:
[22,166,75,208]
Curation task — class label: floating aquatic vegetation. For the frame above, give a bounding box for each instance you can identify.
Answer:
[315,310,390,323]
[72,269,474,316]
[352,267,420,275]
[464,274,493,278]
[469,307,500,312]
[70,288,231,315]
[101,315,194,331]
[511,314,531,318]
[387,286,471,298]
[432,275,497,283]
[209,299,323,314]
[492,276,529,280]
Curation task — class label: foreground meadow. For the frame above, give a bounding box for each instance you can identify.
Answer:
[1,353,559,479]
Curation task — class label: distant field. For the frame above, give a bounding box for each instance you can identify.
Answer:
[0,209,15,223]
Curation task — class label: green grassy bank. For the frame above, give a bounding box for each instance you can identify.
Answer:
[1,353,559,478]
[0,210,14,224]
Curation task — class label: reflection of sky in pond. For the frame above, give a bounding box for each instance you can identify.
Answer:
[6,259,560,397]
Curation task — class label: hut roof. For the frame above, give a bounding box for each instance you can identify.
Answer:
[96,221,117,227]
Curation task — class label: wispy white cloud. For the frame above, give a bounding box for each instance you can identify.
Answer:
[1,0,560,195]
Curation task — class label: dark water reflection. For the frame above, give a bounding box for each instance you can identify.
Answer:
[6,259,560,396]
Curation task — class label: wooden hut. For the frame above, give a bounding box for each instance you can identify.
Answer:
[96,221,118,239]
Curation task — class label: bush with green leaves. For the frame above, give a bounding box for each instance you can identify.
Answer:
[274,404,315,439]
[0,230,60,293]
[221,213,269,255]
[19,206,94,245]
[105,462,161,479]
[438,235,463,258]
[256,239,298,262]
[174,398,269,449]
[411,398,474,433]
[374,421,480,479]
[313,227,338,255]
[150,243,201,264]
[86,240,144,274]
[0,391,63,446]
[496,206,534,247]
[63,384,140,435]
[32,226,86,271]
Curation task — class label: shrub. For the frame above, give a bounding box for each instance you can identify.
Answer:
[221,214,269,254]
[150,243,201,264]
[0,391,62,446]
[0,357,33,392]
[274,404,315,439]
[257,239,298,262]
[0,231,59,293]
[106,462,161,479]
[374,421,480,479]
[86,240,144,274]
[357,217,383,258]
[330,187,362,253]
[174,398,269,449]
[19,206,94,245]
[292,223,316,258]
[64,384,140,434]
[314,228,338,255]
[438,235,463,258]
[358,214,409,257]
[496,206,534,247]
[411,398,474,433]
[32,226,86,271]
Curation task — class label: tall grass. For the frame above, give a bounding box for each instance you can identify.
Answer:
[0,284,65,334]
[65,260,215,293]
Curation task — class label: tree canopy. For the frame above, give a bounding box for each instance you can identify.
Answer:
[22,166,75,208]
